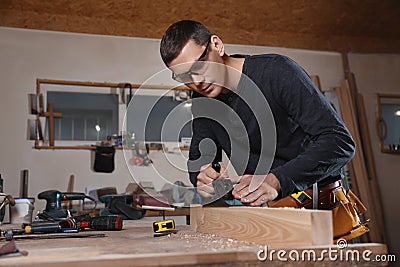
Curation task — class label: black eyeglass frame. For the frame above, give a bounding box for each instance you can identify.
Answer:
[171,39,211,83]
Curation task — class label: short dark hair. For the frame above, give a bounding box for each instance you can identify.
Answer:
[160,20,212,66]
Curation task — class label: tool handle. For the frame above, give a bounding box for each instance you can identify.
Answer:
[25,223,61,234]
[61,192,86,201]
[211,162,221,173]
[20,170,29,198]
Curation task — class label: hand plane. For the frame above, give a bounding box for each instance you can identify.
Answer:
[207,163,243,206]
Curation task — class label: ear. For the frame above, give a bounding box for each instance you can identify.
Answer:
[211,35,225,56]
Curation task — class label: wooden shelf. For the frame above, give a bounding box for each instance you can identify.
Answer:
[33,145,187,151]
[34,145,136,150]
[381,148,400,154]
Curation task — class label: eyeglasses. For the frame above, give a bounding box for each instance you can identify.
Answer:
[172,40,210,83]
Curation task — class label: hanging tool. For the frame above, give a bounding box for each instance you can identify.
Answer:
[0,195,15,210]
[133,143,152,166]
[125,83,133,106]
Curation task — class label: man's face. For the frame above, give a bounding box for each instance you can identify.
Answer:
[168,39,226,98]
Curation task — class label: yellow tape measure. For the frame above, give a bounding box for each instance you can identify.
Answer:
[152,219,175,233]
[291,191,311,203]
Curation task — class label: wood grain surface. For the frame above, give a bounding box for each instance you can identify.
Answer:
[190,206,333,247]
[0,218,387,266]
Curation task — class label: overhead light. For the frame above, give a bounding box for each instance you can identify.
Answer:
[395,110,400,117]
[95,125,101,132]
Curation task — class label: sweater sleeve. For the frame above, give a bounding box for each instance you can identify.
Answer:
[187,94,223,187]
[269,56,355,197]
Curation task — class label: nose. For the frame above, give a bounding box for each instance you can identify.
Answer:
[191,74,205,87]
[193,80,202,87]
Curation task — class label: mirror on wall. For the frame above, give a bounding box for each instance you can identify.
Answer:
[376,93,400,154]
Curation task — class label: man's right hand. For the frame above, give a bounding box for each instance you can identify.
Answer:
[196,162,228,198]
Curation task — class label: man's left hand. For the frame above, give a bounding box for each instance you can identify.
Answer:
[231,173,281,206]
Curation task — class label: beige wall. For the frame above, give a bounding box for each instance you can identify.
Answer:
[348,53,400,258]
[0,27,344,205]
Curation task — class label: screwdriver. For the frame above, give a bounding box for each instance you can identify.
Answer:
[2,223,65,240]
[24,223,62,234]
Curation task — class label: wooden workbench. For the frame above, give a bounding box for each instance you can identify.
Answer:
[0,218,388,266]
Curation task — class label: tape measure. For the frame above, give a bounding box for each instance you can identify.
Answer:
[291,191,311,203]
[152,219,175,233]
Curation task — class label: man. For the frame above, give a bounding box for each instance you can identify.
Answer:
[160,20,356,209]
[160,20,371,241]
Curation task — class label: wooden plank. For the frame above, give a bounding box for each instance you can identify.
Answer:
[356,93,387,244]
[335,86,380,243]
[190,206,332,247]
[311,75,323,93]
[66,174,75,210]
[43,103,62,146]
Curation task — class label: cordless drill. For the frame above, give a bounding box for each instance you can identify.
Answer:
[38,190,88,220]
[69,215,123,231]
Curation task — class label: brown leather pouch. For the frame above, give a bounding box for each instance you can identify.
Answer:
[267,194,299,208]
[332,189,369,241]
[268,186,369,242]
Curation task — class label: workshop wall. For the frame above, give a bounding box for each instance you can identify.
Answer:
[348,53,400,258]
[0,27,343,211]
[1,26,399,258]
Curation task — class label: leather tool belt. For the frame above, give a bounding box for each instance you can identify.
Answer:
[268,181,369,242]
